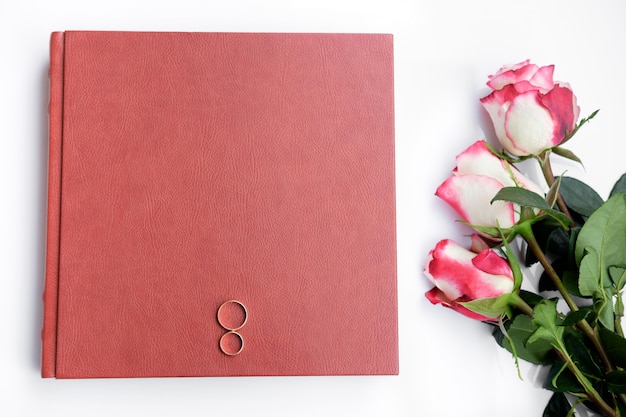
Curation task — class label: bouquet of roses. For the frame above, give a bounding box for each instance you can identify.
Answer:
[424,61,626,417]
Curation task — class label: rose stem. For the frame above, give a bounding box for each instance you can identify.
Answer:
[509,293,533,316]
[520,224,626,412]
[538,151,574,221]
[556,349,617,417]
[537,149,626,409]
[519,225,614,370]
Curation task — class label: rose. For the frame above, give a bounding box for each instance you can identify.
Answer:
[424,239,514,321]
[435,140,543,233]
[480,60,580,157]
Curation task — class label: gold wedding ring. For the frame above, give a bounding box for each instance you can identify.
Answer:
[217,300,248,356]
[219,331,244,356]
[217,300,248,330]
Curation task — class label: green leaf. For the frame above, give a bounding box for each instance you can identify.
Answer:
[595,292,615,331]
[492,186,550,209]
[544,210,574,229]
[561,307,594,327]
[491,187,572,227]
[609,265,626,291]
[578,247,601,297]
[551,147,582,165]
[559,176,604,217]
[575,194,626,291]
[564,332,603,379]
[579,249,615,330]
[539,262,581,296]
[459,222,506,240]
[599,328,626,368]
[528,300,565,351]
[525,220,555,266]
[562,270,583,297]
[610,173,626,198]
[519,289,546,308]
[499,232,524,290]
[527,222,570,265]
[606,370,626,393]
[544,360,584,393]
[459,294,512,319]
[542,392,572,417]
[546,176,562,209]
[497,314,553,364]
[546,228,571,258]
[568,226,580,267]
[537,258,566,291]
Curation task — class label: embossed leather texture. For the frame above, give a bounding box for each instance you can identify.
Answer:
[42,31,397,378]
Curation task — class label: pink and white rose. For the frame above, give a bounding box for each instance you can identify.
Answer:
[436,140,543,232]
[424,239,514,321]
[480,60,580,157]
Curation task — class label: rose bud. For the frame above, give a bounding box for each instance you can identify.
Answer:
[435,140,543,233]
[480,60,580,157]
[424,239,514,321]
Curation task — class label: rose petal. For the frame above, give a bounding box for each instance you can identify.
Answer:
[492,60,531,77]
[510,80,541,94]
[487,61,538,90]
[424,240,515,321]
[469,234,490,253]
[454,141,542,194]
[424,240,514,322]
[487,62,555,93]
[436,175,517,228]
[557,82,581,123]
[504,90,556,156]
[540,84,580,146]
[425,287,493,321]
[481,88,515,154]
[472,249,513,280]
[529,65,555,93]
[454,141,504,176]
[425,240,514,299]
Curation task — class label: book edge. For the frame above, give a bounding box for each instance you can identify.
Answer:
[41,31,65,378]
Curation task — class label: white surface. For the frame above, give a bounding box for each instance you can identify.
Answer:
[1,1,625,416]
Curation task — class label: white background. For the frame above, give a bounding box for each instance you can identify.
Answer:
[1,1,625,416]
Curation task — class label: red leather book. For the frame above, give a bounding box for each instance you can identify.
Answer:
[42,31,397,378]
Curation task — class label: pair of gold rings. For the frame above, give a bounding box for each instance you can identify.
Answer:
[217,300,248,356]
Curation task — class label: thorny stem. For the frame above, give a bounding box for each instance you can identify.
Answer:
[519,224,626,412]
[555,349,617,417]
[520,224,578,312]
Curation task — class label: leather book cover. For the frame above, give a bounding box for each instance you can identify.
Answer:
[42,31,397,378]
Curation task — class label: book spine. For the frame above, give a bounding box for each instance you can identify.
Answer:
[41,31,65,378]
